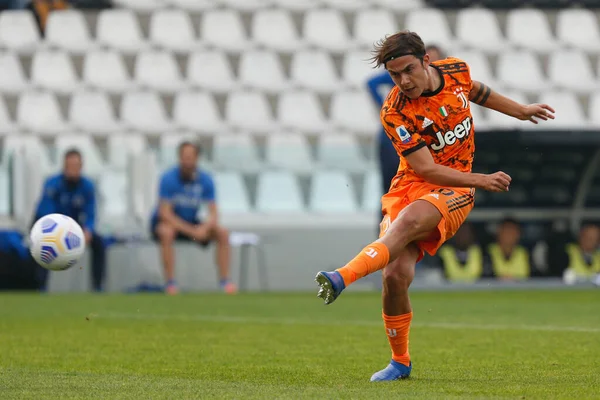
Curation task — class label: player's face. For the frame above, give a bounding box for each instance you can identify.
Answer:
[579,226,600,252]
[179,145,198,176]
[498,223,520,248]
[386,54,430,99]
[63,155,82,181]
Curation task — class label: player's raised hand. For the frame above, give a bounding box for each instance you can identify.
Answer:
[479,171,512,192]
[520,103,556,124]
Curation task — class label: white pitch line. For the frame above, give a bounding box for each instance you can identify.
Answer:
[103,312,600,333]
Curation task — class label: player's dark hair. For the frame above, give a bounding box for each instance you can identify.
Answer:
[178,141,201,156]
[499,217,520,228]
[64,148,82,161]
[371,30,426,69]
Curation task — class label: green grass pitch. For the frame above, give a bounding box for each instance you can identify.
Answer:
[1,289,599,399]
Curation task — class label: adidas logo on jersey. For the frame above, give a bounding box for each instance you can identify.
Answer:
[422,117,434,129]
[430,116,472,152]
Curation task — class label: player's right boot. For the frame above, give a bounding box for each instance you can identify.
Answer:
[370,360,412,382]
[315,271,345,305]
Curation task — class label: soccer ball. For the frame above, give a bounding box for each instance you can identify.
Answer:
[30,213,86,271]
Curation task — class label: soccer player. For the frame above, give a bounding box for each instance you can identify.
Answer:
[315,31,555,381]
[33,149,106,292]
[151,141,236,295]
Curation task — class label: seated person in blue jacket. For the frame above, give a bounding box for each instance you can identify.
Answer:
[33,148,106,292]
[151,141,236,295]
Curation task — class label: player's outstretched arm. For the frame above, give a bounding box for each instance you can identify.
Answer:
[405,147,511,192]
[469,80,555,124]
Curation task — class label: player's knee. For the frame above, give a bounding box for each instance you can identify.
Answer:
[215,226,229,243]
[382,264,413,292]
[156,223,176,243]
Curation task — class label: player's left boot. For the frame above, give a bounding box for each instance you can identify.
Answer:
[315,271,345,305]
[370,360,412,382]
[221,280,237,294]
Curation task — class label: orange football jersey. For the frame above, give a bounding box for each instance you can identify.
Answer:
[381,57,476,189]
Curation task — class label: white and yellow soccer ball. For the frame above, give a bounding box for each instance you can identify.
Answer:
[30,213,86,271]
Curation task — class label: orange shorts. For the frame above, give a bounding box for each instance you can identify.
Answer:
[379,182,475,261]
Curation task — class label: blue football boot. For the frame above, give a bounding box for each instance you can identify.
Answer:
[315,271,345,305]
[370,360,412,382]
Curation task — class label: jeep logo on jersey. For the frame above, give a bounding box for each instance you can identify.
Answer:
[430,116,472,151]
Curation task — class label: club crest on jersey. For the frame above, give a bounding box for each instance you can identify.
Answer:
[396,125,412,143]
[454,87,469,109]
[431,116,472,151]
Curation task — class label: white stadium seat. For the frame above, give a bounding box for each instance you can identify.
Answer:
[317,134,367,172]
[0,166,8,215]
[97,9,148,53]
[405,8,454,50]
[2,135,54,173]
[187,51,236,93]
[212,172,251,214]
[455,8,507,53]
[533,90,587,130]
[252,9,303,52]
[120,91,171,134]
[55,134,105,177]
[173,91,224,134]
[83,50,133,93]
[17,92,69,135]
[290,50,341,94]
[218,0,270,11]
[149,10,198,53]
[0,95,14,133]
[497,50,547,93]
[213,134,262,172]
[112,0,166,11]
[98,170,129,219]
[556,9,600,52]
[134,51,183,93]
[588,93,600,128]
[342,50,378,89]
[506,9,557,52]
[322,0,368,10]
[277,90,328,134]
[370,0,424,10]
[238,50,287,92]
[353,9,398,49]
[201,10,249,52]
[68,91,122,135]
[107,133,148,170]
[265,133,313,173]
[225,91,275,132]
[303,9,351,52]
[256,171,304,213]
[164,0,215,11]
[31,50,79,93]
[330,90,380,135]
[0,11,41,53]
[309,171,357,213]
[0,52,29,94]
[362,170,382,212]
[548,49,597,94]
[451,50,498,89]
[45,10,95,54]
[271,0,318,11]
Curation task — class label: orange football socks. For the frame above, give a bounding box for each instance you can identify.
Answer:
[335,242,390,286]
[383,311,413,367]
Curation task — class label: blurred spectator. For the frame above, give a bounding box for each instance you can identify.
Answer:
[150,142,236,295]
[564,223,600,279]
[487,218,530,280]
[32,149,106,292]
[438,222,484,283]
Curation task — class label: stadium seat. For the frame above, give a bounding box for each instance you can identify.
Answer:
[164,0,215,11]
[0,10,41,53]
[450,49,498,89]
[588,93,600,128]
[0,52,29,94]
[277,90,329,134]
[323,0,369,10]
[353,9,398,49]
[556,9,600,52]
[271,0,318,10]
[533,90,587,130]
[290,50,341,94]
[31,50,79,94]
[255,171,304,213]
[1,135,53,170]
[17,92,69,135]
[225,91,275,132]
[213,134,262,172]
[0,166,8,215]
[69,91,122,135]
[134,51,184,93]
[330,89,380,135]
[265,133,313,173]
[361,169,381,212]
[187,51,236,93]
[317,134,367,172]
[201,10,249,52]
[238,50,287,93]
[97,9,148,53]
[45,10,95,54]
[173,91,224,134]
[212,172,251,214]
[548,49,597,94]
[506,9,557,52]
[405,8,454,51]
[497,50,547,93]
[218,0,270,11]
[370,0,424,10]
[120,91,172,134]
[55,134,105,177]
[303,9,351,52]
[149,9,199,53]
[0,95,14,133]
[309,171,357,213]
[455,8,507,53]
[485,90,530,129]
[107,133,148,170]
[98,170,128,218]
[251,9,303,52]
[342,50,378,89]
[83,50,133,93]
[112,0,167,11]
